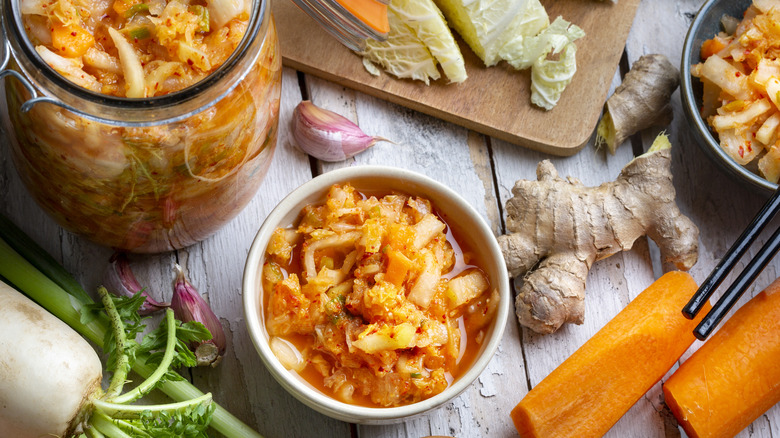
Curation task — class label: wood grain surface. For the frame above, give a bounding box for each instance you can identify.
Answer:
[274,0,641,156]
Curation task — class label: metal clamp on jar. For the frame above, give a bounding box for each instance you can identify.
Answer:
[0,0,282,253]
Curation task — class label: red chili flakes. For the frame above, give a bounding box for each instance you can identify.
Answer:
[735,72,742,77]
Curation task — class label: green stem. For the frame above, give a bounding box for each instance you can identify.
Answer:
[100,286,130,400]
[0,235,264,438]
[0,214,94,304]
[101,419,152,438]
[0,237,105,344]
[90,412,135,438]
[93,393,212,418]
[132,348,265,437]
[85,427,107,438]
[112,309,176,404]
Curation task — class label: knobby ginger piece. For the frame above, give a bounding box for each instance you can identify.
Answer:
[497,133,699,334]
[597,54,680,154]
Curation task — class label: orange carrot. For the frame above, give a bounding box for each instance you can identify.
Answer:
[700,37,727,60]
[663,277,780,438]
[51,23,95,58]
[511,271,709,438]
[333,0,389,35]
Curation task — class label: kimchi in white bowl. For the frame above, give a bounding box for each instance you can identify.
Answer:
[242,165,510,424]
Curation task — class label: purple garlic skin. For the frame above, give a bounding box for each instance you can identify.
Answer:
[172,264,226,367]
[291,100,391,162]
[103,252,169,315]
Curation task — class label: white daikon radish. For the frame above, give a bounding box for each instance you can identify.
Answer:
[0,280,102,438]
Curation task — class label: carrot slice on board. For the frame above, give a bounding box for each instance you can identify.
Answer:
[334,0,389,35]
[510,271,709,438]
[663,277,780,438]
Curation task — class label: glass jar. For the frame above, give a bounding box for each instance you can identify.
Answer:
[0,0,281,253]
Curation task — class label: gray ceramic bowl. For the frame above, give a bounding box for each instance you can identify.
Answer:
[681,0,776,194]
[242,165,511,424]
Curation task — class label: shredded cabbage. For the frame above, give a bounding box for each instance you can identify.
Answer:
[35,45,102,92]
[108,26,145,98]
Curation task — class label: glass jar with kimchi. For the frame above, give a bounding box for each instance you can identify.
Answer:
[0,0,281,252]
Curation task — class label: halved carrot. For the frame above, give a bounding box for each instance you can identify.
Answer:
[333,0,389,35]
[663,277,780,438]
[511,271,709,438]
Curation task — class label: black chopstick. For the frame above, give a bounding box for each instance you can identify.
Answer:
[694,222,780,340]
[682,186,780,320]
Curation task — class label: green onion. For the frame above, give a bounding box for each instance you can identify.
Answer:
[410,373,421,378]
[128,26,152,40]
[0,214,264,438]
[189,5,210,33]
[124,2,149,17]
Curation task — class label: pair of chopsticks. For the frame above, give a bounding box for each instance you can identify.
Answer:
[683,188,780,340]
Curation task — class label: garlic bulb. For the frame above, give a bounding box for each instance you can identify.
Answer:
[291,100,392,162]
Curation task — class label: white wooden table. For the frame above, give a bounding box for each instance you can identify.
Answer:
[2,0,780,436]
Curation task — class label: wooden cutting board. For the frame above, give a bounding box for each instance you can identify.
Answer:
[274,0,641,156]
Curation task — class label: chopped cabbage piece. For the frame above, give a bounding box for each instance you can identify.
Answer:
[108,26,145,97]
[352,322,416,354]
[446,270,489,307]
[530,41,577,110]
[208,0,248,29]
[35,45,101,92]
[500,16,584,70]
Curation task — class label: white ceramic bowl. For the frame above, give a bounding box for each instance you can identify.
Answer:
[242,165,510,424]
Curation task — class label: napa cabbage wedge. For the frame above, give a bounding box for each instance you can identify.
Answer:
[362,0,466,84]
[434,0,549,66]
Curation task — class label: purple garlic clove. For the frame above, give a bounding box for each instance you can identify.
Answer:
[291,100,393,162]
[171,264,226,367]
[103,252,170,315]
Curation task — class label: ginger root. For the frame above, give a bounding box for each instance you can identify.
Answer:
[596,54,680,154]
[497,134,699,334]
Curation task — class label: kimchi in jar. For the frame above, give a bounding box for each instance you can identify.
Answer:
[0,0,280,252]
[261,183,500,408]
